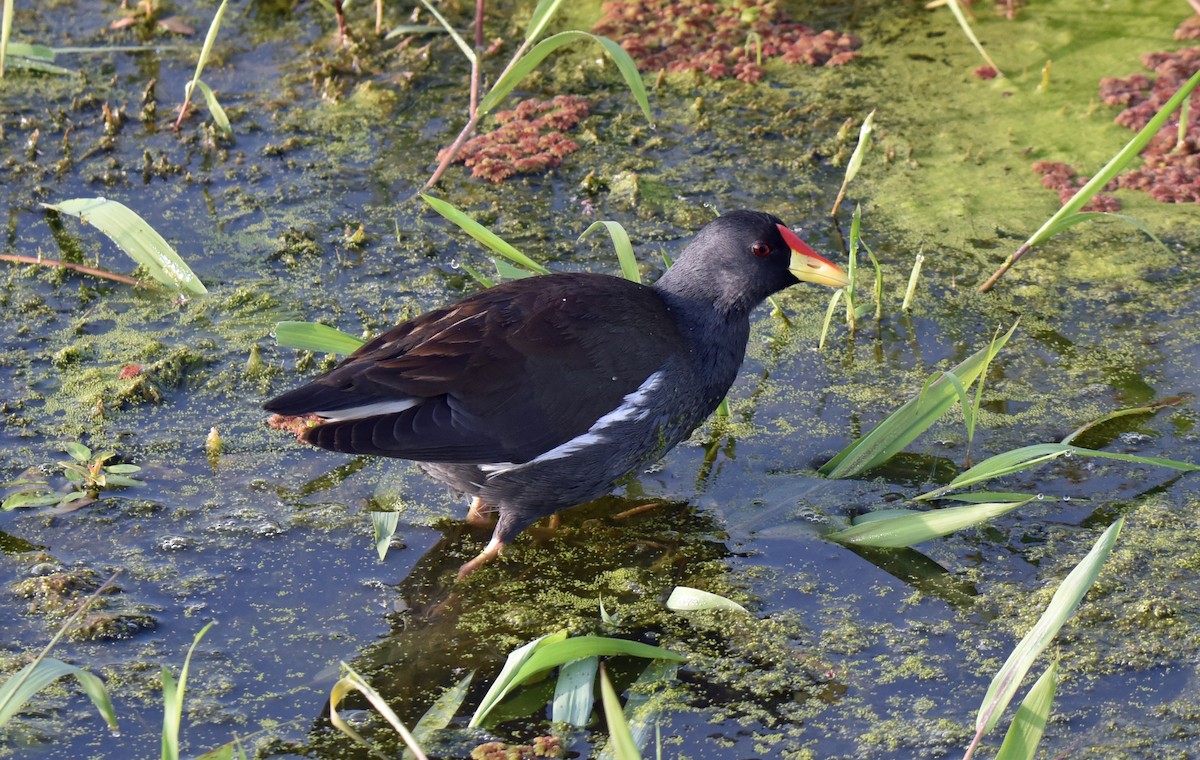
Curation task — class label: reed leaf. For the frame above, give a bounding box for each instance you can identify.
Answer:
[597,660,678,760]
[371,510,399,561]
[273,321,365,355]
[665,586,748,614]
[599,664,641,760]
[981,66,1200,291]
[975,519,1121,736]
[470,630,568,727]
[945,0,1002,74]
[331,664,428,760]
[525,0,566,43]
[820,322,1017,478]
[917,443,1199,501]
[0,0,11,78]
[421,194,549,274]
[405,672,473,760]
[43,198,207,295]
[471,633,683,727]
[162,622,215,760]
[830,110,875,216]
[551,656,598,726]
[0,658,116,730]
[827,498,1032,548]
[194,80,231,135]
[580,220,639,282]
[478,31,650,121]
[993,660,1057,760]
[415,0,474,62]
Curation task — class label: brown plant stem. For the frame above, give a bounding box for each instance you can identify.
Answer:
[977,242,1030,293]
[421,0,548,192]
[0,253,148,288]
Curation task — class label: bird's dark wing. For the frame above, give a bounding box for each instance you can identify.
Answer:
[263,273,682,463]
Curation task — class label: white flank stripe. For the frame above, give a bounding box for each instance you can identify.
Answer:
[316,398,421,421]
[485,370,665,477]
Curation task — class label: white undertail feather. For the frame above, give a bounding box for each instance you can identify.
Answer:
[315,398,421,421]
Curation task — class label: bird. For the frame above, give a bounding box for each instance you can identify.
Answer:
[264,210,848,578]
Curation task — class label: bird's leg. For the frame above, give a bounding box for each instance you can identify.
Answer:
[465,496,493,527]
[457,536,504,579]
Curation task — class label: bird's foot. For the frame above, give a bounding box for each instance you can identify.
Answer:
[464,496,495,528]
[457,537,505,580]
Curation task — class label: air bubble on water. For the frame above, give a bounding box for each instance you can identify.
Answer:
[1062,495,1071,502]
[1037,493,1045,500]
[449,260,461,270]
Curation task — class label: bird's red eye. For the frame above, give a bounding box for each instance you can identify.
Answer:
[751,241,771,257]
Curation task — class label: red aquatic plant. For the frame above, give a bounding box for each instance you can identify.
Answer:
[439,95,590,184]
[1098,48,1200,204]
[592,0,859,82]
[1033,47,1200,208]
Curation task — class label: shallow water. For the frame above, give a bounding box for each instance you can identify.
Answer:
[1,0,1199,757]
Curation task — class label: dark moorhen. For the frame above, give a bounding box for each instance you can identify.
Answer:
[264,210,849,577]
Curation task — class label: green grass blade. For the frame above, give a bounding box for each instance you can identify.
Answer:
[1060,402,1167,445]
[2,55,75,75]
[371,510,399,561]
[1026,67,1200,250]
[5,42,54,60]
[599,664,641,760]
[946,0,1002,74]
[994,660,1058,760]
[598,660,678,760]
[405,671,473,760]
[0,658,117,730]
[471,634,683,727]
[1039,212,1171,254]
[162,621,214,760]
[415,0,475,62]
[457,260,495,287]
[525,0,566,43]
[941,370,974,438]
[551,656,598,726]
[421,194,550,275]
[941,491,1039,503]
[818,288,844,350]
[0,0,11,78]
[820,322,1018,478]
[665,586,748,614]
[331,664,429,760]
[0,574,120,731]
[976,519,1122,735]
[864,240,882,321]
[579,221,639,282]
[493,259,537,280]
[273,321,365,355]
[984,66,1200,291]
[470,629,568,727]
[917,442,1199,501]
[827,498,1032,548]
[185,0,229,108]
[194,79,231,136]
[901,250,924,311]
[830,110,875,216]
[478,31,650,122]
[43,198,208,295]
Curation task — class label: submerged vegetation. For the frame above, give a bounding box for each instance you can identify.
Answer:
[0,0,1199,757]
